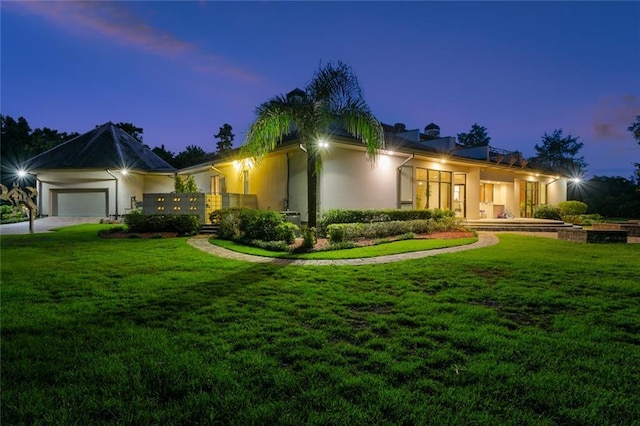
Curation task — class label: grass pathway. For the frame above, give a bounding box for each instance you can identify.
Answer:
[187,231,499,265]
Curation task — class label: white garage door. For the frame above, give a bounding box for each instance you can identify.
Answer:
[55,191,107,217]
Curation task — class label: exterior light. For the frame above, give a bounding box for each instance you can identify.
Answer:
[571,178,581,183]
[17,169,27,178]
[318,139,329,148]
[121,169,129,176]
[440,159,446,164]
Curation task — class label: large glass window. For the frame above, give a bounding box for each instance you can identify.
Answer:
[416,168,452,210]
[520,181,539,217]
[480,183,494,203]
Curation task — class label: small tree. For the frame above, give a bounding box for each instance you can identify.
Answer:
[214,123,235,154]
[174,175,199,193]
[457,123,491,147]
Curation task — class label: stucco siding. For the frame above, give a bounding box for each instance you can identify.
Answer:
[320,148,400,212]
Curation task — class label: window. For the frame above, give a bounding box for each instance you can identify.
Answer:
[415,168,452,210]
[480,183,494,203]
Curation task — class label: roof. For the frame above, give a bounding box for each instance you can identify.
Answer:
[24,122,176,172]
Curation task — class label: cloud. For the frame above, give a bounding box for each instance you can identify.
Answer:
[591,95,640,140]
[4,1,261,83]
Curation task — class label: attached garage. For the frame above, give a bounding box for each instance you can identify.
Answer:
[20,123,176,218]
[52,190,108,217]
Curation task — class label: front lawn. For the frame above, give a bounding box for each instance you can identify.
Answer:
[1,226,639,424]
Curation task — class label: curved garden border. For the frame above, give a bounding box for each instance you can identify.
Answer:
[187,232,499,266]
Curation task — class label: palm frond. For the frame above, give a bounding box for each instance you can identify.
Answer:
[241,95,297,160]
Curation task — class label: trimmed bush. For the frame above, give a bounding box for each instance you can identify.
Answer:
[534,205,562,220]
[124,211,200,236]
[302,227,317,249]
[327,217,461,243]
[319,208,454,236]
[275,222,298,244]
[558,201,588,216]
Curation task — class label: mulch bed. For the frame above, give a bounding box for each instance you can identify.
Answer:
[291,230,475,251]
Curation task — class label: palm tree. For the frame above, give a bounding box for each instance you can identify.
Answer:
[242,61,384,229]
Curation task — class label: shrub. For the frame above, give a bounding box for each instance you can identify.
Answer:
[275,222,298,244]
[302,227,316,249]
[562,215,583,225]
[318,208,455,236]
[211,208,298,243]
[558,201,588,216]
[124,211,200,236]
[534,205,562,220]
[211,208,243,240]
[0,204,28,224]
[326,217,461,242]
[239,209,283,241]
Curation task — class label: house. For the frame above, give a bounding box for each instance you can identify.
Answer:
[22,122,175,218]
[20,121,567,222]
[174,122,567,223]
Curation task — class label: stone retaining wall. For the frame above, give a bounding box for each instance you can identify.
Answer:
[592,222,640,237]
[558,229,628,243]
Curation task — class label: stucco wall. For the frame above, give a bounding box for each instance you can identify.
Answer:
[320,148,401,212]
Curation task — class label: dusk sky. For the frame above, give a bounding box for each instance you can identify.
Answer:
[2,1,639,178]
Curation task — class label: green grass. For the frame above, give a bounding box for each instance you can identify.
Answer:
[2,226,639,424]
[211,236,478,259]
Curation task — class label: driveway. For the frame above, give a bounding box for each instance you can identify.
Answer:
[0,217,103,235]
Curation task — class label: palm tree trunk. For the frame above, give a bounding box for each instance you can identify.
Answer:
[307,150,318,229]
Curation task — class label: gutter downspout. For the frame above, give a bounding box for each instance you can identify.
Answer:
[397,153,415,170]
[545,177,560,205]
[396,153,415,209]
[105,169,119,220]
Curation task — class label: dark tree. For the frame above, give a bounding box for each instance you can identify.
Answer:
[457,123,491,147]
[574,176,640,218]
[1,115,78,187]
[214,123,235,154]
[151,145,176,166]
[115,122,144,142]
[30,127,79,155]
[529,129,587,176]
[628,116,640,187]
[174,145,208,169]
[96,122,144,141]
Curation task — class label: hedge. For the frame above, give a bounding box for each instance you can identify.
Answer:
[319,208,454,236]
[124,211,200,236]
[327,217,460,243]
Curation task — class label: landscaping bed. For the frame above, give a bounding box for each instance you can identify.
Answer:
[291,229,475,251]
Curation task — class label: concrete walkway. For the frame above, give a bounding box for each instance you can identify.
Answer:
[187,232,500,266]
[0,217,102,235]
